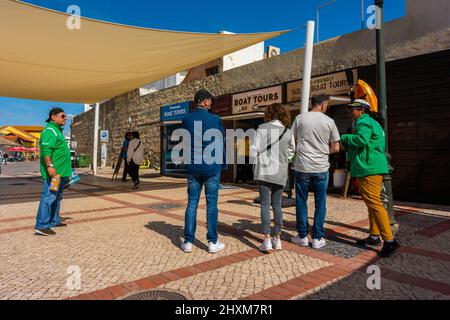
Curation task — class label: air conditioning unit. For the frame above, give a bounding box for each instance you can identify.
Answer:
[267,46,281,58]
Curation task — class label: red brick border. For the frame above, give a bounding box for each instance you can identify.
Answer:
[399,246,450,262]
[381,267,450,296]
[0,206,127,223]
[416,220,450,238]
[68,249,264,300]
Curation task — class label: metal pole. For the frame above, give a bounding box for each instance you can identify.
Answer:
[361,0,365,29]
[316,0,336,44]
[375,0,388,148]
[316,8,320,43]
[93,103,99,176]
[375,0,398,235]
[301,21,315,114]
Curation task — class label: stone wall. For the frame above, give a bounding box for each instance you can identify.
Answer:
[72,75,224,165]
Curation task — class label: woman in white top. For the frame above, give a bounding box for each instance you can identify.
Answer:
[250,104,295,252]
[127,131,145,190]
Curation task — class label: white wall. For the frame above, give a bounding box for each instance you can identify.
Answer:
[84,104,93,112]
[221,31,265,72]
[139,72,187,96]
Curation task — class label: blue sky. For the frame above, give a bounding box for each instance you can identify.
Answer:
[0,0,406,135]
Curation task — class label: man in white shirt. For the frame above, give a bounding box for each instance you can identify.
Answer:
[291,94,341,249]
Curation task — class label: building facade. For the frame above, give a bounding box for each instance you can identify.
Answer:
[71,0,450,204]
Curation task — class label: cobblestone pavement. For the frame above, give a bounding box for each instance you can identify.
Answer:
[0,164,449,300]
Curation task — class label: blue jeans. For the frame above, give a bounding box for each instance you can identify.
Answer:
[295,171,329,240]
[184,173,220,244]
[35,177,70,229]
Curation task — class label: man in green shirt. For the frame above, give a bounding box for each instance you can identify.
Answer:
[35,108,72,236]
[341,99,400,258]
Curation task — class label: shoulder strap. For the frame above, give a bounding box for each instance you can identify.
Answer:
[258,127,288,156]
[134,141,142,153]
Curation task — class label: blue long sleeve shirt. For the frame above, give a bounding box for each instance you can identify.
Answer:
[182,108,226,177]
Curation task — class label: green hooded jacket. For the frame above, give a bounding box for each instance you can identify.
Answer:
[40,122,72,180]
[341,114,389,178]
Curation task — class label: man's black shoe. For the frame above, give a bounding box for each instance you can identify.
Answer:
[378,240,401,258]
[134,183,141,190]
[34,228,56,236]
[356,236,382,249]
[53,223,67,228]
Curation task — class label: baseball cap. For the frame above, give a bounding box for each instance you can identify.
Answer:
[46,107,65,123]
[194,89,217,104]
[348,99,371,111]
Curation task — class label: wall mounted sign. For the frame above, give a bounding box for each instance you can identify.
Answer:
[232,86,282,115]
[287,70,358,103]
[160,101,190,122]
[100,130,109,143]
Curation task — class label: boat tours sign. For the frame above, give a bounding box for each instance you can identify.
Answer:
[287,70,358,103]
[232,86,282,115]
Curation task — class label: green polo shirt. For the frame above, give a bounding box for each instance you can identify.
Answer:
[40,122,72,180]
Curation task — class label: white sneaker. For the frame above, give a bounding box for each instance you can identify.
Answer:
[312,238,326,249]
[291,236,309,247]
[272,237,282,250]
[208,241,225,254]
[181,242,193,253]
[259,238,273,252]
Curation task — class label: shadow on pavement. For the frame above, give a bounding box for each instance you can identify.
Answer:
[145,221,209,252]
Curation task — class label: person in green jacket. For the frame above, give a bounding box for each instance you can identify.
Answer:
[34,108,72,236]
[341,99,400,258]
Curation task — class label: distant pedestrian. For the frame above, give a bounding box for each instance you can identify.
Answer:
[290,94,341,249]
[181,89,226,254]
[127,131,144,190]
[250,104,295,252]
[341,99,400,258]
[121,132,132,182]
[34,107,72,236]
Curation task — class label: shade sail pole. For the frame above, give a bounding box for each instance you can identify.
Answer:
[93,103,99,176]
[301,21,315,114]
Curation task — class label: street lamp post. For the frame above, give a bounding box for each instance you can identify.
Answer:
[375,0,398,235]
[361,0,365,29]
[316,0,336,43]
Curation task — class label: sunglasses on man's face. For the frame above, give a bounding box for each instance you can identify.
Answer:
[57,114,67,119]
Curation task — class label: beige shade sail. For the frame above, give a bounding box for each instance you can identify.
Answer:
[0,0,289,104]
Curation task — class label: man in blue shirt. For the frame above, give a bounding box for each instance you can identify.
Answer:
[122,132,132,182]
[181,89,226,254]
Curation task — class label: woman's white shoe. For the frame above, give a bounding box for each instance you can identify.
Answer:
[259,238,273,252]
[272,237,282,250]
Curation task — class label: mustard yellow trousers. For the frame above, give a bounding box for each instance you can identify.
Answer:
[358,175,394,241]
